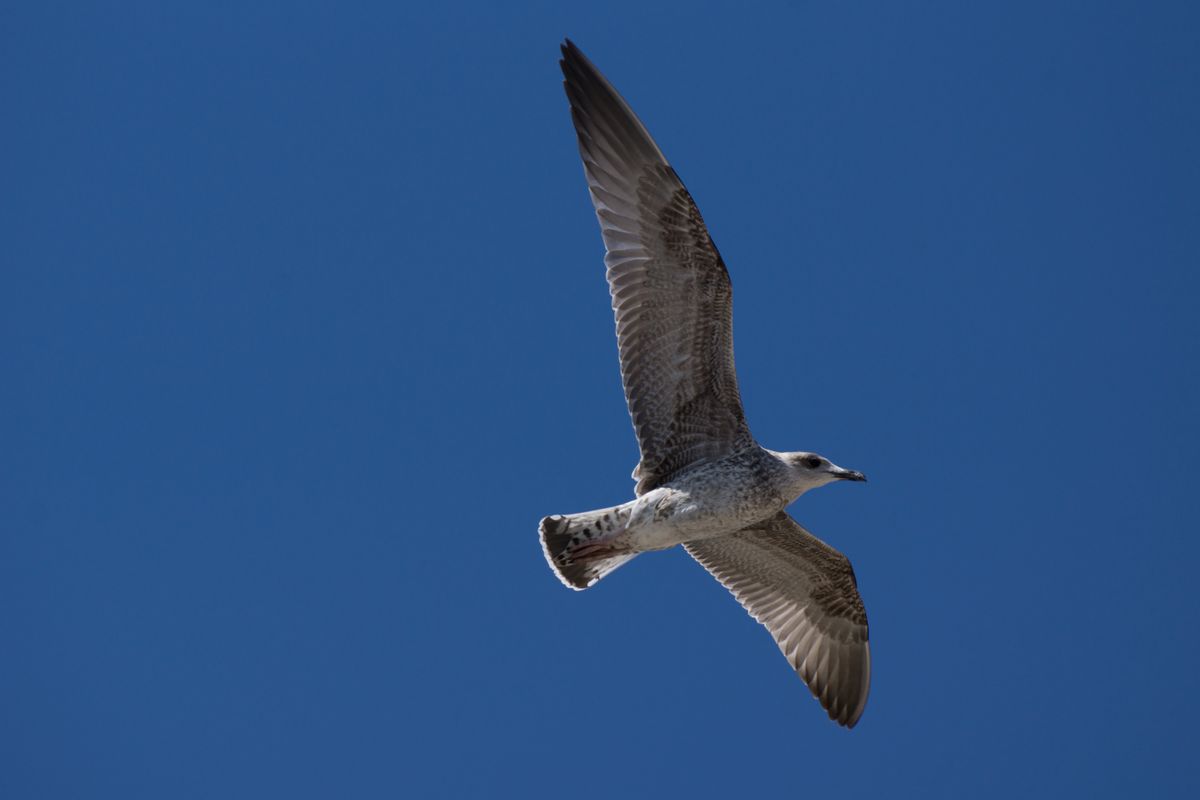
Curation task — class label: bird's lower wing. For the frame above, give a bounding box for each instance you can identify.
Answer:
[684,512,871,727]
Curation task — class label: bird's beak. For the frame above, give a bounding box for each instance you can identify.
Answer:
[836,468,867,482]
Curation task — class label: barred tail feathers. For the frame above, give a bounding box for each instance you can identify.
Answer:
[539,505,636,590]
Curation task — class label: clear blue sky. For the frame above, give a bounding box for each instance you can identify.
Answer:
[3,2,1198,797]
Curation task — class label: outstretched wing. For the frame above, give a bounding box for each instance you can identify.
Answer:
[560,40,753,495]
[685,512,871,728]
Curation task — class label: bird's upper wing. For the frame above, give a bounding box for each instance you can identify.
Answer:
[684,512,871,727]
[560,40,753,495]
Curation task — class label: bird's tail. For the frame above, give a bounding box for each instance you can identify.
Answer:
[539,505,637,590]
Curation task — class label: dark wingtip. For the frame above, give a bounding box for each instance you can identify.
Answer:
[559,38,595,79]
[560,38,578,64]
[559,39,577,82]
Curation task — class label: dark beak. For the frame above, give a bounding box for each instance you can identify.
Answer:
[837,469,867,482]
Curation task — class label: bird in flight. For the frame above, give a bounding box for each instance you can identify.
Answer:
[541,39,872,728]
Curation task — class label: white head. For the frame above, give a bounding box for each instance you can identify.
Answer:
[782,451,867,499]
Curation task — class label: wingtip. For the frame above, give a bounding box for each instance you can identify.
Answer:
[560,38,580,64]
[848,641,872,727]
[834,641,871,729]
[558,39,580,84]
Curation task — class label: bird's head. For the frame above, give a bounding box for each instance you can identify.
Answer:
[783,451,867,497]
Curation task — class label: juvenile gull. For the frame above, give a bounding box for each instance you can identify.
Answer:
[540,40,872,728]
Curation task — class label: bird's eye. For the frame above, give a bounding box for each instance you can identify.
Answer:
[803,456,822,469]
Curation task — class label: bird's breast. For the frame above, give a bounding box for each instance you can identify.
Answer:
[622,453,788,550]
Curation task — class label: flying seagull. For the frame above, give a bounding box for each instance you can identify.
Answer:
[541,39,872,728]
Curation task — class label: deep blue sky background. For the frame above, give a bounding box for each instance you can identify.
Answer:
[4,2,1198,797]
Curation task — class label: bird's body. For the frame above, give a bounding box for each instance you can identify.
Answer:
[545,446,840,557]
[543,40,873,728]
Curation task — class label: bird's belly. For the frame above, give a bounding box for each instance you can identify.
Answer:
[621,484,784,552]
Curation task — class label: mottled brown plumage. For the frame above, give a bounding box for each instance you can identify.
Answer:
[561,43,752,495]
[547,39,872,728]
